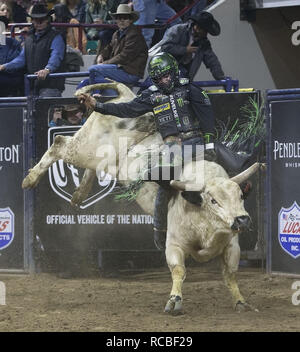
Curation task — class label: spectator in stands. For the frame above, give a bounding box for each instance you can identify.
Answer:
[0,3,66,97]
[78,3,148,96]
[149,11,225,81]
[85,0,119,50]
[131,0,182,48]
[54,0,86,23]
[49,104,87,126]
[0,2,13,21]
[54,0,87,53]
[0,15,23,96]
[10,0,30,23]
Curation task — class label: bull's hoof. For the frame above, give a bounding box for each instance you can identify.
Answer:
[22,169,40,189]
[235,300,259,313]
[164,295,184,316]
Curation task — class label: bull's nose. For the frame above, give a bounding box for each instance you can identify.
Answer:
[231,215,251,230]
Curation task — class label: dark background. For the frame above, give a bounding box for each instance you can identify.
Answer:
[269,100,300,275]
[0,107,25,270]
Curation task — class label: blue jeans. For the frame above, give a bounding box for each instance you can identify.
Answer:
[133,0,182,47]
[77,64,140,96]
[38,88,62,97]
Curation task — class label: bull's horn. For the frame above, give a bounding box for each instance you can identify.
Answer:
[75,81,133,99]
[230,162,266,184]
[170,180,204,192]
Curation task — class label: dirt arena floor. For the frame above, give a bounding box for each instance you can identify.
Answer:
[0,265,299,332]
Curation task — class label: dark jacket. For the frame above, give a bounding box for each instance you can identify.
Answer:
[95,80,215,138]
[150,22,225,81]
[100,24,148,79]
[25,26,65,91]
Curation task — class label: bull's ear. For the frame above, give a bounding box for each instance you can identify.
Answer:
[240,180,252,200]
[181,191,203,206]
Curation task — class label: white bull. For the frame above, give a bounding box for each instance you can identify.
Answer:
[22,82,263,314]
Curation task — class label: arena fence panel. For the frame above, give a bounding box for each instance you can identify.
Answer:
[0,84,264,274]
[267,89,300,277]
[0,98,34,273]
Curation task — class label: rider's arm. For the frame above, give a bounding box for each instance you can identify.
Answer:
[94,91,153,118]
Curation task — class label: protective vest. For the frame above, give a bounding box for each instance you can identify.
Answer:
[25,26,65,91]
[149,81,201,139]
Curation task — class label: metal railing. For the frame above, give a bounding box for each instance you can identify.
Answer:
[24,71,89,96]
[8,22,118,52]
[193,78,239,92]
[24,71,239,96]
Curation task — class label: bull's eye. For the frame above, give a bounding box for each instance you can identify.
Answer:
[211,198,217,204]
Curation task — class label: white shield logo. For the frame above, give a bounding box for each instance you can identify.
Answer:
[48,127,116,209]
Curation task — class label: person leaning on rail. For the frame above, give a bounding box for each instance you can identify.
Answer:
[150,11,226,82]
[0,3,66,97]
[77,3,148,97]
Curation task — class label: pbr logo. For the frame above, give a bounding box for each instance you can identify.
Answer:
[48,127,116,209]
[278,201,300,259]
[0,207,14,250]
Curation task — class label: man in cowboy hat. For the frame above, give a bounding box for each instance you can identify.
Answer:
[148,11,226,81]
[0,3,66,97]
[77,4,148,96]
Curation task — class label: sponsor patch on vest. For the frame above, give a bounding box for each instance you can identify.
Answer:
[153,102,171,115]
[202,91,211,105]
[158,114,172,124]
[182,116,190,126]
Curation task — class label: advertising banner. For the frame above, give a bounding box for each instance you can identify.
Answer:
[269,99,300,275]
[0,107,25,270]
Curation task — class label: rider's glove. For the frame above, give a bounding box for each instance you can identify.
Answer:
[94,102,105,113]
[204,133,217,162]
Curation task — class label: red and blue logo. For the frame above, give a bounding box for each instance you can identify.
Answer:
[278,201,300,259]
[0,208,14,250]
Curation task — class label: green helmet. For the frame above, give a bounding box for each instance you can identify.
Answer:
[148,52,179,93]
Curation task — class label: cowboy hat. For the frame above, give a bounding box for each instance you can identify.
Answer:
[110,4,139,22]
[28,3,55,19]
[190,11,221,36]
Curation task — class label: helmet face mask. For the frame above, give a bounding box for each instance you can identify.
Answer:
[148,53,179,94]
